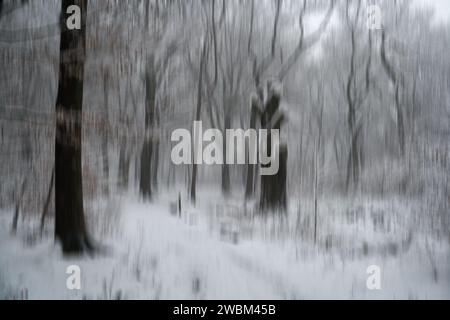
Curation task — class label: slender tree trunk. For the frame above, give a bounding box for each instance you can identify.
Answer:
[381,30,406,157]
[221,113,231,196]
[12,176,28,234]
[190,40,207,204]
[54,0,93,254]
[118,138,130,190]
[313,140,318,244]
[40,166,55,234]
[344,22,363,194]
[245,97,259,199]
[101,72,110,196]
[152,110,160,188]
[152,143,159,188]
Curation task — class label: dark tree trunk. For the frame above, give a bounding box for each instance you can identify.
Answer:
[140,139,152,200]
[345,120,362,194]
[221,114,231,196]
[118,139,130,190]
[259,86,287,213]
[152,143,159,188]
[221,162,230,195]
[190,38,207,204]
[152,109,160,188]
[395,84,405,156]
[139,57,157,201]
[12,177,28,234]
[344,24,363,195]
[260,145,288,212]
[245,96,260,199]
[54,0,93,254]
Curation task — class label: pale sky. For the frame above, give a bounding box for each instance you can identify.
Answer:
[414,0,450,23]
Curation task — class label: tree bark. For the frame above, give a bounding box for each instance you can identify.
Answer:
[190,39,207,204]
[54,0,93,254]
[139,56,157,201]
[101,71,110,196]
[259,86,287,213]
[12,176,28,234]
[118,138,130,190]
[245,96,260,199]
[221,113,231,196]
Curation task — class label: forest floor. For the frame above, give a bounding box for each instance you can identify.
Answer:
[0,192,449,299]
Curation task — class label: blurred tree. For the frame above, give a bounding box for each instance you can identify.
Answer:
[54,0,93,254]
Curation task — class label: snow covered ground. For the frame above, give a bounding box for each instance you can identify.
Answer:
[1,194,449,300]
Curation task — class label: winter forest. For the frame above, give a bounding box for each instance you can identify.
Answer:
[0,0,449,299]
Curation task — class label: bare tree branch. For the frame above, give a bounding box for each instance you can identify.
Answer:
[277,0,336,80]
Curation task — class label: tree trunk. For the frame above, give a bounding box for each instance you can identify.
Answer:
[12,176,28,234]
[40,166,55,234]
[118,139,130,190]
[190,40,207,204]
[152,110,160,189]
[259,86,287,213]
[221,113,231,196]
[101,71,110,196]
[245,96,259,199]
[139,57,157,201]
[313,141,318,244]
[54,0,93,254]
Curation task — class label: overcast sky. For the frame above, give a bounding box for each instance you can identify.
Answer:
[415,0,450,23]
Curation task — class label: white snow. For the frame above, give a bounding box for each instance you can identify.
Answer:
[1,194,449,300]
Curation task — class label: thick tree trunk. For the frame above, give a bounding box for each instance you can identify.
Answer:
[259,87,287,213]
[54,0,93,254]
[139,58,157,201]
[260,146,287,212]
